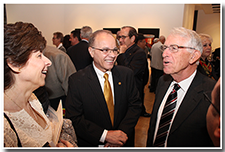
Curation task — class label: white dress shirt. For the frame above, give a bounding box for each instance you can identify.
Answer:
[153,70,197,147]
[57,43,63,49]
[92,62,115,145]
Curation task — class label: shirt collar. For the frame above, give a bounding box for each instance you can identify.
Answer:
[57,43,63,49]
[82,39,89,43]
[171,70,197,92]
[92,62,111,79]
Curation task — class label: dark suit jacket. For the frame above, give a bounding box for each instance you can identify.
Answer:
[67,40,93,71]
[65,64,142,147]
[117,44,149,99]
[147,71,216,147]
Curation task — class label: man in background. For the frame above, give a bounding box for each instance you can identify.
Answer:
[117,26,151,117]
[52,32,67,52]
[149,35,165,93]
[67,26,93,71]
[69,29,81,46]
[43,46,76,110]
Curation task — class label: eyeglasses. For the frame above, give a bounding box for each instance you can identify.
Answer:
[161,44,196,53]
[117,35,129,40]
[91,46,119,55]
[203,92,220,115]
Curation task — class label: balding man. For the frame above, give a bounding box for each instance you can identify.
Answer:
[66,30,142,147]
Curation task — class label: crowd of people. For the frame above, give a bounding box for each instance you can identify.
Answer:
[4,21,220,148]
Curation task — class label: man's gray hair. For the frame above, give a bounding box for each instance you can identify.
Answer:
[170,27,203,54]
[80,26,92,39]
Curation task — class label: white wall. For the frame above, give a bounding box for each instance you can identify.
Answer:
[63,4,184,36]
[6,4,66,46]
[6,4,184,46]
[196,9,220,51]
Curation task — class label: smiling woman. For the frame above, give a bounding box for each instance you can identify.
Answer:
[4,22,74,147]
[19,50,50,87]
[4,22,48,90]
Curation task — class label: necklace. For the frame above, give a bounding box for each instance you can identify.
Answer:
[4,93,23,110]
[4,93,38,121]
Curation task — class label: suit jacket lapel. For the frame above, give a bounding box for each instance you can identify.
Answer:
[148,75,172,143]
[170,72,203,133]
[155,76,172,114]
[86,65,112,125]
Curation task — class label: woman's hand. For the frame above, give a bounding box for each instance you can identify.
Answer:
[56,139,74,147]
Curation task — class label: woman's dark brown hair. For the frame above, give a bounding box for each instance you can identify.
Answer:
[4,22,46,90]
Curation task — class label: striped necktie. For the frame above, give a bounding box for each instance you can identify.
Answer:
[103,73,114,126]
[154,83,181,147]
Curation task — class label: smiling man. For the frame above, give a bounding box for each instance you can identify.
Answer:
[146,27,216,147]
[65,30,142,147]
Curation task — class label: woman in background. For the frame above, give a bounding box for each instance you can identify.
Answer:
[197,33,218,81]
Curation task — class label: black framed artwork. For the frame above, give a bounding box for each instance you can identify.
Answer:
[103,28,120,34]
[138,28,160,38]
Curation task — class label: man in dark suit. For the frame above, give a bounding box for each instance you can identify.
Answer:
[117,26,150,117]
[65,30,142,147]
[67,26,93,71]
[146,27,216,147]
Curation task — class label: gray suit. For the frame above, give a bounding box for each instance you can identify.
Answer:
[150,41,163,70]
[43,46,76,104]
[147,71,216,147]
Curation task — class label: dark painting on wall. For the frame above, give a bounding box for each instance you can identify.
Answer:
[103,28,120,34]
[138,28,160,38]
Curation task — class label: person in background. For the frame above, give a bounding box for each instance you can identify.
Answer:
[117,26,151,117]
[69,29,81,46]
[135,32,150,115]
[206,77,220,147]
[63,34,72,51]
[136,33,148,58]
[197,33,218,81]
[147,27,216,147]
[43,46,76,111]
[148,38,159,61]
[149,35,165,93]
[67,26,93,71]
[4,21,73,147]
[65,30,142,147]
[52,32,66,53]
[148,37,160,89]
